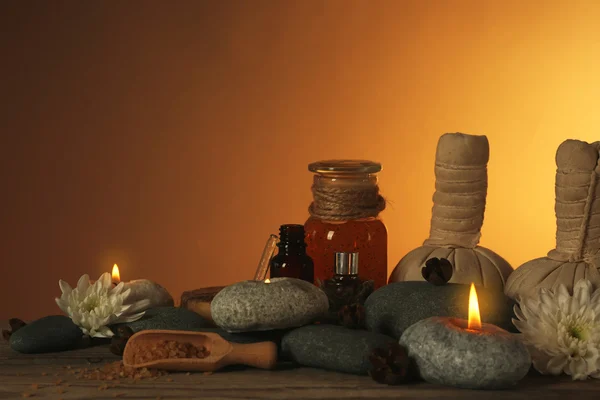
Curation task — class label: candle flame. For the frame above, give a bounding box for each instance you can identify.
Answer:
[468,283,482,330]
[264,278,270,283]
[112,264,121,284]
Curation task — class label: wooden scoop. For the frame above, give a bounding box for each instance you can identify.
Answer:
[122,330,278,372]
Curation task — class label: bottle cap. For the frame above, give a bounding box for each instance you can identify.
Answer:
[335,252,359,275]
[278,224,306,245]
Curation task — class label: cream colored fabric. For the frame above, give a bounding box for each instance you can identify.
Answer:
[505,139,600,300]
[424,133,489,249]
[390,132,512,291]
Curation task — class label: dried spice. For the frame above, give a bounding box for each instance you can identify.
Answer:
[368,342,416,385]
[421,257,453,286]
[109,326,135,356]
[74,361,167,380]
[129,340,210,365]
[337,303,366,329]
[2,318,27,340]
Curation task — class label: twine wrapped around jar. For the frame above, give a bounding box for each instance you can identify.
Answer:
[308,180,386,221]
[305,159,388,289]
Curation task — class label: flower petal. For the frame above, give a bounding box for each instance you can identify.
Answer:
[92,326,114,338]
[55,298,69,314]
[58,280,72,295]
[110,282,125,296]
[124,299,152,314]
[115,311,146,323]
[546,354,568,375]
[574,279,593,307]
[567,357,590,380]
[98,272,112,290]
[76,274,90,293]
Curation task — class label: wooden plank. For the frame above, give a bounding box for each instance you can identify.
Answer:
[2,325,600,399]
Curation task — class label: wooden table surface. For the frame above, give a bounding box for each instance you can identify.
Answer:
[2,327,599,399]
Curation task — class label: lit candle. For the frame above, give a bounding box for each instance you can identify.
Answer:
[112,264,120,286]
[110,264,174,312]
[399,283,531,390]
[467,283,481,330]
[264,278,270,284]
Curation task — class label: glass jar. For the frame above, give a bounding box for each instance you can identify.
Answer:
[304,160,388,289]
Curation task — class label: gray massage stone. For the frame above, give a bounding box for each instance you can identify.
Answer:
[281,324,395,375]
[400,317,531,389]
[10,315,83,354]
[211,278,329,333]
[111,307,212,334]
[364,282,517,339]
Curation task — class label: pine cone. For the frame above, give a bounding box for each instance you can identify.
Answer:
[337,303,365,329]
[422,257,453,285]
[2,318,26,341]
[109,326,135,356]
[368,342,416,385]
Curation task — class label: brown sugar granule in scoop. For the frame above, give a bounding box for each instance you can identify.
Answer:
[130,340,210,365]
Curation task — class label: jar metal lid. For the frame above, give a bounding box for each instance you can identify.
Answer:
[308,159,382,174]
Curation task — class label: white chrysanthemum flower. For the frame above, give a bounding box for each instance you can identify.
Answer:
[55,272,150,338]
[513,278,600,380]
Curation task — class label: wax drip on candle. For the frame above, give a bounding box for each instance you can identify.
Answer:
[467,283,482,330]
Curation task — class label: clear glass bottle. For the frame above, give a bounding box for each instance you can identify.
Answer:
[305,160,388,289]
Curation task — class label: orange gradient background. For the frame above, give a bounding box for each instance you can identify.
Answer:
[2,1,600,321]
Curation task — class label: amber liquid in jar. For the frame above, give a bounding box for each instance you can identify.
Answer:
[305,217,388,289]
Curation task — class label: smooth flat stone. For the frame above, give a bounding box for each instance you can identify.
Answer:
[111,307,212,334]
[364,282,516,338]
[124,279,174,310]
[400,317,531,389]
[10,315,83,354]
[281,324,395,375]
[211,278,329,333]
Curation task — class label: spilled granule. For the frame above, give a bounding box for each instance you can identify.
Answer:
[74,361,168,381]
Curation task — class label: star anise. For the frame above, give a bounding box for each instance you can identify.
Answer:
[337,303,365,329]
[2,318,26,341]
[109,326,135,356]
[421,257,453,285]
[368,342,416,385]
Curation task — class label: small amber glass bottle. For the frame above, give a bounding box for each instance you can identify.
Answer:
[269,224,314,283]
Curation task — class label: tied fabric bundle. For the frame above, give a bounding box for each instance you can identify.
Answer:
[389,132,513,291]
[506,139,600,300]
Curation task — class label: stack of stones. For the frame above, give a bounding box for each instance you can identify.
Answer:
[6,272,523,389]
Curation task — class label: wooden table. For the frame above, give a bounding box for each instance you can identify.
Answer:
[2,330,599,399]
